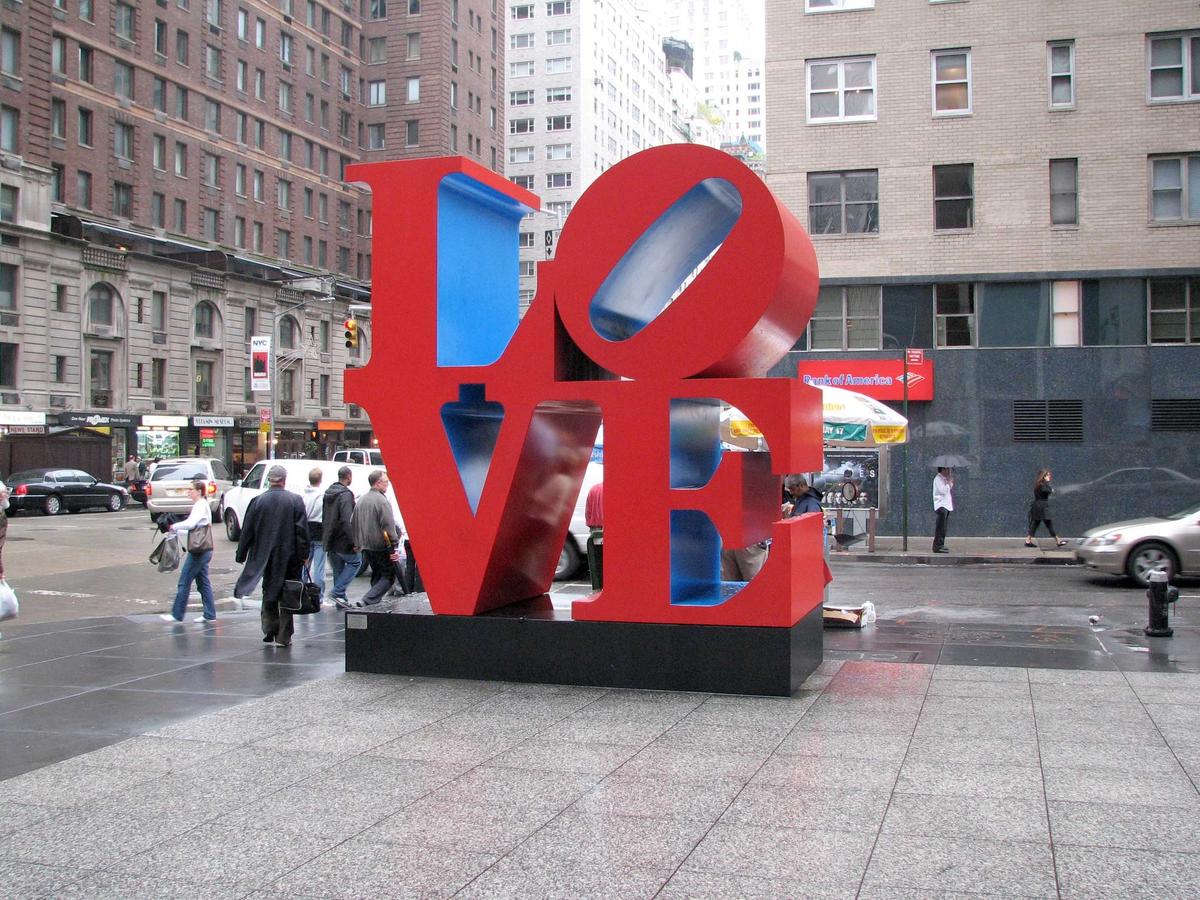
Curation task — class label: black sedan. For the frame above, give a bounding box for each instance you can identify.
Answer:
[5,468,130,515]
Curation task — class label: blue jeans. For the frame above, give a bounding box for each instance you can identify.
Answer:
[329,550,361,600]
[172,549,215,620]
[309,544,327,599]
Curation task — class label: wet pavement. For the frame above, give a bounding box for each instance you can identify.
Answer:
[4,550,1200,897]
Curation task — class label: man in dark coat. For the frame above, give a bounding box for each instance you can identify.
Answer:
[322,465,360,609]
[235,465,310,647]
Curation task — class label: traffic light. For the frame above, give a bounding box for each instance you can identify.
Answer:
[343,317,358,349]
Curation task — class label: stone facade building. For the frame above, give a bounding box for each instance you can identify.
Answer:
[765,0,1200,538]
[0,0,506,474]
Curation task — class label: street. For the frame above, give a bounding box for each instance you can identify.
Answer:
[4,504,1197,629]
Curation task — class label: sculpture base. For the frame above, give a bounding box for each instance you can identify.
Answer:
[344,597,823,697]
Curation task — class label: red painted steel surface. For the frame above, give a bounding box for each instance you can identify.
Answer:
[346,145,826,626]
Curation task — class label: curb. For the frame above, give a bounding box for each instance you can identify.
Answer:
[835,552,1079,566]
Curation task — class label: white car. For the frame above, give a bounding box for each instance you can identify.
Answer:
[219,459,403,541]
[331,448,385,467]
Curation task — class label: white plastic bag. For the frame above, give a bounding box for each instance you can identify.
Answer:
[861,600,877,625]
[0,580,18,622]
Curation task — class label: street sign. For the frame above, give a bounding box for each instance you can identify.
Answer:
[905,348,924,366]
[259,422,271,434]
[258,407,272,423]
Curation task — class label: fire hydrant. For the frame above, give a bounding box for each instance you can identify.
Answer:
[1144,570,1180,637]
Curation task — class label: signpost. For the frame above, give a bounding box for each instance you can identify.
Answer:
[901,349,923,551]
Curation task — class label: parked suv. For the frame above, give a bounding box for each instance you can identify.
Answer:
[332,448,384,467]
[145,457,233,517]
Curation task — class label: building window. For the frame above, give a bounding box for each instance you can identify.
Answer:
[510,118,534,134]
[1150,155,1199,222]
[152,291,167,331]
[511,60,534,77]
[194,301,217,338]
[114,61,135,99]
[201,207,218,238]
[279,315,299,350]
[87,283,115,327]
[546,114,571,131]
[931,49,971,115]
[114,122,135,161]
[510,90,535,106]
[205,44,222,80]
[77,108,93,146]
[935,283,976,347]
[1147,32,1199,102]
[0,28,19,78]
[546,0,570,13]
[366,123,385,149]
[174,142,188,176]
[176,30,189,65]
[808,286,881,349]
[512,4,533,18]
[0,185,15,223]
[546,172,572,189]
[369,0,387,19]
[511,32,534,50]
[546,86,571,102]
[152,359,166,398]
[806,56,876,123]
[276,228,291,258]
[807,170,878,234]
[113,182,133,218]
[933,163,973,229]
[1050,158,1078,226]
[405,119,419,145]
[368,37,388,64]
[1048,41,1075,108]
[546,56,571,75]
[78,44,94,83]
[546,143,571,160]
[805,0,873,9]
[0,106,17,153]
[1149,277,1199,343]
[546,28,571,45]
[77,171,93,209]
[173,198,187,231]
[0,343,16,389]
[519,231,534,248]
[406,76,420,102]
[115,3,135,40]
[0,263,14,311]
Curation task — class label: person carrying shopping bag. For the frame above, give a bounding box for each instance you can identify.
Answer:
[1026,468,1068,547]
[160,480,216,622]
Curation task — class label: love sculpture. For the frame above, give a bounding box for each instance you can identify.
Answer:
[343,144,828,695]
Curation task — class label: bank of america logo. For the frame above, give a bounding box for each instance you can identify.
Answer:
[898,372,925,387]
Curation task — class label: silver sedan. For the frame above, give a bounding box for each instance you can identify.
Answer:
[1075,501,1200,586]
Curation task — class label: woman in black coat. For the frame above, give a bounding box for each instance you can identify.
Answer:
[1026,468,1068,547]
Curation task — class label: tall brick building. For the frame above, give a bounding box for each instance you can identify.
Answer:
[0,0,503,474]
[766,0,1199,538]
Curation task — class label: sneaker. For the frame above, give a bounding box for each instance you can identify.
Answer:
[933,547,950,554]
[274,639,291,647]
[159,613,182,622]
[193,616,216,623]
[1056,539,1069,547]
[333,597,351,610]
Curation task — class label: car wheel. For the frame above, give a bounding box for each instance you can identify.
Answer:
[1126,541,1178,587]
[224,508,241,541]
[44,494,63,515]
[554,539,583,581]
[107,493,124,512]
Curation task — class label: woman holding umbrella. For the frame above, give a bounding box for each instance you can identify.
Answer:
[1026,468,1068,547]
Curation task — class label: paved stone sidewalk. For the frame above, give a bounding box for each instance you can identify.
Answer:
[2,660,1200,898]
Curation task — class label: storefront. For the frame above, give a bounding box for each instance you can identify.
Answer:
[137,415,188,462]
[58,412,139,478]
[188,415,235,463]
[231,416,268,478]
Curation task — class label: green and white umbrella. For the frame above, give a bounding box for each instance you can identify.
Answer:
[721,386,908,450]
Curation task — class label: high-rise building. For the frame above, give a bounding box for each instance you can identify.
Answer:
[661,0,766,148]
[0,0,503,471]
[765,0,1200,537]
[506,0,673,309]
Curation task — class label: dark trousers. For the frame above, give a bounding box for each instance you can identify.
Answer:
[1028,515,1059,539]
[261,600,295,644]
[586,529,604,590]
[933,508,951,550]
[362,549,395,605]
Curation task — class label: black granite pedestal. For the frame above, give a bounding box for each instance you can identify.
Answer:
[344,597,824,697]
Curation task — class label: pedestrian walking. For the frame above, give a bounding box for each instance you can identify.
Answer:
[322,465,361,609]
[234,465,310,647]
[932,466,954,553]
[123,454,141,484]
[159,480,216,623]
[0,474,10,581]
[351,470,401,606]
[1026,468,1068,547]
[584,481,604,590]
[302,467,327,599]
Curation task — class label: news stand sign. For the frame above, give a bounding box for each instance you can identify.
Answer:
[250,336,271,392]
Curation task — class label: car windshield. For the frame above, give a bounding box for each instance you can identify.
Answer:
[1165,500,1200,520]
[152,463,209,482]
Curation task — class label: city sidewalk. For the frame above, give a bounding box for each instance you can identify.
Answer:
[2,660,1199,898]
[839,534,1078,566]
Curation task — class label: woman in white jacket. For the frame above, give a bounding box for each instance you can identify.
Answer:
[160,481,216,622]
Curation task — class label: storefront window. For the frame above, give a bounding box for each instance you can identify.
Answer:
[1148,278,1199,344]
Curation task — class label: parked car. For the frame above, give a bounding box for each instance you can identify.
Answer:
[145,457,233,518]
[1075,500,1200,586]
[4,468,129,515]
[332,448,385,467]
[219,458,403,541]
